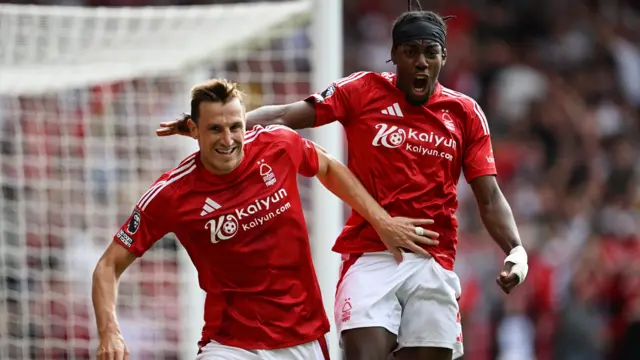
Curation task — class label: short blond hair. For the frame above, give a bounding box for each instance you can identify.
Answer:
[190,79,245,123]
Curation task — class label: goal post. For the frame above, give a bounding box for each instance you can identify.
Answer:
[0,1,344,359]
[309,2,344,360]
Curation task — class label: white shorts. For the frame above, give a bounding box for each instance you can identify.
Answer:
[196,337,329,360]
[335,251,464,359]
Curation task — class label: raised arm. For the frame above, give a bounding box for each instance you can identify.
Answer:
[313,142,439,262]
[92,243,137,359]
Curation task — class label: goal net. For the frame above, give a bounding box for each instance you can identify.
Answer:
[0,2,343,359]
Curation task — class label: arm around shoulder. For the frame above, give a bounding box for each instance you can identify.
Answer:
[246,100,316,130]
[245,71,368,130]
[156,100,316,137]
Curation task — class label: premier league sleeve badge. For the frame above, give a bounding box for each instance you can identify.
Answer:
[126,209,141,235]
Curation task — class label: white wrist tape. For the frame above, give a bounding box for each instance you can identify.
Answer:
[504,246,528,284]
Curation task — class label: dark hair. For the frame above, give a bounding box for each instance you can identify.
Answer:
[189,79,244,123]
[392,1,455,49]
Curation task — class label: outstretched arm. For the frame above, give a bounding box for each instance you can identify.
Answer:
[245,100,316,129]
[470,175,528,293]
[156,100,317,137]
[92,243,137,359]
[158,72,363,137]
[313,143,439,262]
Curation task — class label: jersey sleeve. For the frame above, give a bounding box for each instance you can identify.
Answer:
[113,174,174,257]
[272,125,319,177]
[462,101,497,183]
[304,71,367,127]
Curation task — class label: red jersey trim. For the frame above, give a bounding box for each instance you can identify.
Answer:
[440,87,490,135]
[113,153,198,257]
[334,71,370,87]
[136,158,196,210]
[177,152,197,166]
[245,124,297,144]
[113,235,144,258]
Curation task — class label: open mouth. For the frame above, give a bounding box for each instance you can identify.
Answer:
[215,147,236,156]
[413,75,428,93]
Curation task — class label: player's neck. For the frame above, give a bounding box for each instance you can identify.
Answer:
[199,151,244,176]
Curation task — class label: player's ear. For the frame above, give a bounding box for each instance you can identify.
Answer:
[389,46,398,65]
[187,118,199,139]
[442,48,447,67]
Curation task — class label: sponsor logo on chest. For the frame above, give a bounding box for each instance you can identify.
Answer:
[201,156,295,244]
[203,188,293,244]
[373,104,458,160]
[372,122,456,161]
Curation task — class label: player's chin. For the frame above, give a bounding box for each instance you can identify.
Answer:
[209,153,241,172]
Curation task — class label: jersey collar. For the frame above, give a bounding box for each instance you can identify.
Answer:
[195,149,250,185]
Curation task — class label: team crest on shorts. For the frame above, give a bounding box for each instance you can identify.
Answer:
[127,209,141,234]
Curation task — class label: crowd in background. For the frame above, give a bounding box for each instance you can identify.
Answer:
[2,0,640,359]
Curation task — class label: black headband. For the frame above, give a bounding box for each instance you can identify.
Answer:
[392,19,446,50]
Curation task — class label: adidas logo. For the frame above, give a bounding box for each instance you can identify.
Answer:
[200,198,221,216]
[381,103,403,117]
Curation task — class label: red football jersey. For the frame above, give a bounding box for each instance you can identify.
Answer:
[113,125,329,350]
[307,72,496,270]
